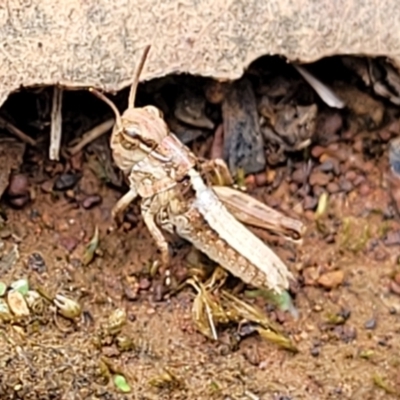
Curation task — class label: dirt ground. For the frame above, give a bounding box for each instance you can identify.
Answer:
[1,55,400,400]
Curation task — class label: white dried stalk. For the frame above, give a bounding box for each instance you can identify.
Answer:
[294,65,345,109]
[49,86,63,160]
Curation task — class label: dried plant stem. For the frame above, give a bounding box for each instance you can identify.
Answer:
[49,86,63,160]
[0,116,36,146]
[67,119,114,156]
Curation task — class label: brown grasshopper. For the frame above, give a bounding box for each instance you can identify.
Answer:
[90,45,298,293]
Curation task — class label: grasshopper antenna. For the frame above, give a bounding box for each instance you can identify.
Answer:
[89,88,123,132]
[128,44,151,110]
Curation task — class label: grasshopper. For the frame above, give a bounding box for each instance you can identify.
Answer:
[90,45,301,293]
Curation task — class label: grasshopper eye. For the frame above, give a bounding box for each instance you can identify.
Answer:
[125,126,141,138]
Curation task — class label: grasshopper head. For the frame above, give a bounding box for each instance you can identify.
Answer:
[120,104,168,150]
[107,103,169,174]
[91,45,169,174]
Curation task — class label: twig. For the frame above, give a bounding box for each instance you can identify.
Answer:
[66,119,114,156]
[49,86,63,160]
[244,390,260,400]
[0,116,36,146]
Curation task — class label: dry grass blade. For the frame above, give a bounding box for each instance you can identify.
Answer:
[213,185,305,241]
[49,86,63,160]
[0,116,36,146]
[148,368,183,390]
[255,327,298,353]
[82,225,99,266]
[185,269,296,351]
[244,390,260,400]
[220,290,298,352]
[67,119,115,156]
[187,277,229,340]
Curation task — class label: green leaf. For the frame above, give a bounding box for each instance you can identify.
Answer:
[10,279,29,295]
[113,374,131,393]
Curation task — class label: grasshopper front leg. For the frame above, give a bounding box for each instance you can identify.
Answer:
[141,197,171,276]
[111,187,138,225]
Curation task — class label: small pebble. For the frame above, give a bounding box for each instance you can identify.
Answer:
[310,346,320,357]
[82,195,102,209]
[311,145,326,158]
[101,346,120,358]
[289,182,298,194]
[316,111,343,141]
[7,174,29,197]
[303,196,318,210]
[8,195,30,208]
[389,280,400,296]
[352,138,363,153]
[60,236,80,253]
[373,248,388,261]
[254,172,268,187]
[383,230,400,246]
[153,282,165,302]
[353,175,365,187]
[318,159,335,173]
[389,136,400,175]
[242,344,260,366]
[326,182,340,193]
[339,179,353,192]
[303,267,319,286]
[146,307,156,315]
[309,171,332,186]
[334,325,357,343]
[358,183,370,196]
[291,168,307,184]
[344,170,357,181]
[138,278,151,290]
[338,308,351,320]
[364,318,376,330]
[394,272,400,286]
[313,185,325,197]
[128,313,136,322]
[378,338,388,347]
[379,128,392,142]
[317,270,344,289]
[124,286,138,301]
[65,189,75,199]
[40,181,53,193]
[53,172,81,191]
[29,209,40,219]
